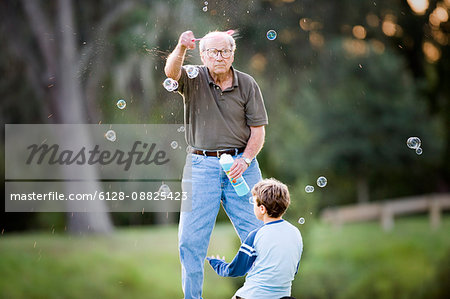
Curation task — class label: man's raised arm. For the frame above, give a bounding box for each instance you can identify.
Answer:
[164,31,196,81]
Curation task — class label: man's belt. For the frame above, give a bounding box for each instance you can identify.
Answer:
[191,147,245,157]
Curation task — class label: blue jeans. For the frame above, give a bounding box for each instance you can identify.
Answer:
[179,153,264,299]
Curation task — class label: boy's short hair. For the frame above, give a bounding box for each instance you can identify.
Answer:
[252,178,290,218]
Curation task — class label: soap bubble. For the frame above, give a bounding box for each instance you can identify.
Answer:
[416,147,423,155]
[305,185,314,193]
[185,65,199,79]
[158,183,171,197]
[163,78,178,92]
[116,99,126,109]
[317,176,327,188]
[406,137,421,150]
[298,217,305,225]
[105,130,116,142]
[163,78,174,91]
[202,6,208,12]
[177,126,185,132]
[204,1,208,5]
[266,30,277,40]
[171,80,178,91]
[171,141,178,149]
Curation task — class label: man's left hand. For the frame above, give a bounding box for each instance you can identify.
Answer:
[228,158,248,179]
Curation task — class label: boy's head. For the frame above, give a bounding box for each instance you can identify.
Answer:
[252,178,290,218]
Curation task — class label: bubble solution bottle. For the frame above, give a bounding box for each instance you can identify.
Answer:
[219,154,250,196]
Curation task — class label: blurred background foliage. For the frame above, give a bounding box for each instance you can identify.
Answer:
[0,0,449,298]
[1,0,448,228]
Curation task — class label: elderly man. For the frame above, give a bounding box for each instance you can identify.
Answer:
[165,30,268,299]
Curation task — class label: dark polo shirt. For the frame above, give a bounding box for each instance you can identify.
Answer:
[177,65,268,150]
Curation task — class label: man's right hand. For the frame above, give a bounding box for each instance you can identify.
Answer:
[178,31,196,50]
[165,31,195,80]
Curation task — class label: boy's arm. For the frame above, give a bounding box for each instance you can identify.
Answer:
[207,230,258,277]
[207,244,256,277]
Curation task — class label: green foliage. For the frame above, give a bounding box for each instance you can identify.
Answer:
[259,37,443,207]
[0,225,239,299]
[1,217,449,298]
[417,248,450,299]
[1,0,449,224]
[300,41,432,172]
[293,216,450,299]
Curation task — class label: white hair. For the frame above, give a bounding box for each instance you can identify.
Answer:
[199,31,236,53]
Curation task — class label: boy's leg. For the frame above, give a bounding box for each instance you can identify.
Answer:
[179,155,222,299]
[222,155,263,242]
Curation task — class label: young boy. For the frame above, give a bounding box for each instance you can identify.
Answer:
[207,178,303,299]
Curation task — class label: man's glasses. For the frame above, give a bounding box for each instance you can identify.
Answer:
[248,196,256,205]
[205,48,233,59]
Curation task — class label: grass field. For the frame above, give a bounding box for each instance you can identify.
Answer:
[294,215,450,299]
[1,215,449,299]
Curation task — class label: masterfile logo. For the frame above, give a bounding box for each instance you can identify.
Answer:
[5,124,186,180]
[26,141,170,171]
[4,124,192,212]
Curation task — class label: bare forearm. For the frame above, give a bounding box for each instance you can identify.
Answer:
[165,31,195,80]
[243,126,265,160]
[164,44,187,80]
[228,126,265,179]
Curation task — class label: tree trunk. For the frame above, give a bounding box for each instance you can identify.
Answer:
[57,0,113,234]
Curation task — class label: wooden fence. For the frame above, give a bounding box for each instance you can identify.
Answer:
[320,193,450,230]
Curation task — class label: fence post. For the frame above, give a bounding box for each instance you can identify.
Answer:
[381,205,394,231]
[332,211,342,229]
[429,199,441,230]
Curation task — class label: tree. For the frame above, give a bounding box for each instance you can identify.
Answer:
[299,40,435,203]
[0,0,138,233]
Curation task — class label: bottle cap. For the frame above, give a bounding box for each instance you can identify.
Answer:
[219,153,233,164]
